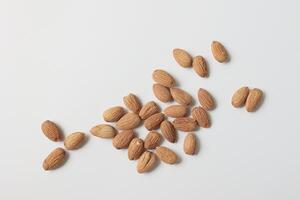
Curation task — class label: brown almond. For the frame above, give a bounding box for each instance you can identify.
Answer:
[163,105,188,118]
[198,88,215,110]
[103,106,125,122]
[170,88,193,106]
[184,133,197,155]
[192,106,210,128]
[123,93,142,113]
[160,120,176,143]
[41,120,62,142]
[245,88,263,112]
[139,101,160,120]
[128,138,145,160]
[137,151,157,173]
[64,132,85,150]
[232,87,250,108]
[43,148,66,170]
[173,117,197,132]
[155,146,177,164]
[90,124,117,138]
[112,130,135,149]
[144,113,164,130]
[173,48,193,68]
[116,113,141,130]
[192,56,208,77]
[152,69,176,88]
[211,41,228,63]
[153,83,173,103]
[144,131,162,149]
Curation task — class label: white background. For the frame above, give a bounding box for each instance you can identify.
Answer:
[1,0,300,199]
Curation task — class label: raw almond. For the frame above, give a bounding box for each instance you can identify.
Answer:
[198,88,215,110]
[155,146,177,164]
[160,120,176,143]
[144,131,162,149]
[173,48,193,68]
[144,113,164,130]
[90,124,117,138]
[123,93,142,113]
[43,147,66,170]
[116,113,141,130]
[173,117,197,132]
[170,87,193,106]
[163,105,188,118]
[128,138,145,160]
[139,101,160,120]
[64,132,85,150]
[152,69,176,88]
[245,88,263,112]
[41,120,62,142]
[112,130,135,149]
[103,106,125,122]
[192,106,210,128]
[153,83,173,102]
[192,56,208,77]
[232,87,250,108]
[211,41,228,63]
[184,133,197,155]
[137,151,157,173]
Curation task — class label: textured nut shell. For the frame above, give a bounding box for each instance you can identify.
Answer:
[245,88,263,112]
[116,113,141,130]
[152,69,176,88]
[211,41,228,63]
[123,93,142,113]
[163,105,188,118]
[170,88,193,106]
[144,113,164,130]
[173,48,193,68]
[112,130,135,149]
[64,132,85,150]
[41,120,62,142]
[153,84,173,102]
[139,101,160,120]
[103,106,125,122]
[192,56,208,77]
[155,146,177,164]
[128,138,145,160]
[173,117,197,132]
[192,107,210,128]
[198,88,215,110]
[232,87,250,108]
[160,120,176,143]
[144,131,162,149]
[90,124,117,138]
[137,151,157,173]
[43,148,66,170]
[184,133,197,155]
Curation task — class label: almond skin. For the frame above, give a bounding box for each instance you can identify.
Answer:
[103,106,125,122]
[170,88,193,106]
[155,146,177,164]
[137,151,157,173]
[173,117,197,132]
[41,120,62,142]
[160,120,176,143]
[198,88,215,110]
[123,93,142,113]
[173,48,193,68]
[232,87,250,108]
[112,130,135,149]
[90,124,117,138]
[153,83,173,103]
[144,113,164,130]
[144,131,162,149]
[184,133,197,155]
[152,69,176,88]
[211,41,228,63]
[128,138,145,160]
[139,101,160,120]
[116,113,141,130]
[192,106,210,128]
[245,88,263,112]
[43,148,66,170]
[64,132,85,150]
[163,105,188,118]
[192,56,208,77]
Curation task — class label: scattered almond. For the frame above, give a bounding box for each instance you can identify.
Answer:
[112,130,135,149]
[64,132,85,150]
[123,93,142,113]
[232,87,250,108]
[192,56,208,77]
[103,106,125,122]
[128,138,145,160]
[198,88,215,110]
[116,113,141,130]
[163,105,188,118]
[152,69,176,88]
[211,41,228,63]
[90,124,117,138]
[160,120,176,143]
[139,101,160,120]
[173,117,197,132]
[173,48,193,68]
[184,133,197,155]
[144,113,164,130]
[170,87,193,106]
[137,151,157,173]
[153,83,173,102]
[144,131,162,149]
[192,106,210,128]
[43,147,66,170]
[245,88,263,112]
[155,146,177,164]
[41,120,62,142]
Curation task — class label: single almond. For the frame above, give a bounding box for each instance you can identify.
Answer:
[170,87,193,106]
[245,88,263,112]
[137,151,157,173]
[173,117,197,132]
[144,113,164,130]
[139,101,160,120]
[116,113,141,130]
[103,106,125,122]
[155,146,177,164]
[64,132,85,150]
[123,93,142,113]
[43,148,66,170]
[144,131,162,149]
[184,133,197,155]
[112,130,135,149]
[153,83,173,102]
[232,87,250,108]
[211,41,228,63]
[192,56,208,77]
[192,106,210,128]
[41,120,62,142]
[198,88,215,110]
[128,138,145,160]
[163,105,188,118]
[160,120,176,143]
[173,48,193,68]
[152,69,176,88]
[90,124,117,138]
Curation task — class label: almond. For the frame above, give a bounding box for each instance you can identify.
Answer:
[116,113,141,130]
[173,48,193,68]
[112,130,135,149]
[153,83,173,102]
[103,106,125,122]
[123,93,142,113]
[173,117,197,132]
[43,148,66,170]
[192,56,208,77]
[90,124,117,138]
[170,87,193,106]
[232,87,250,108]
[41,120,62,142]
[211,41,228,63]
[64,132,85,150]
[144,131,162,149]
[160,120,176,143]
[192,106,210,128]
[128,138,145,160]
[144,113,164,130]
[155,146,177,164]
[152,69,176,88]
[198,88,215,110]
[163,105,188,118]
[184,133,197,155]
[137,151,157,173]
[245,88,263,112]
[139,101,160,120]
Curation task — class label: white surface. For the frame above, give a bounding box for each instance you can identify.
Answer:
[1,0,300,199]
